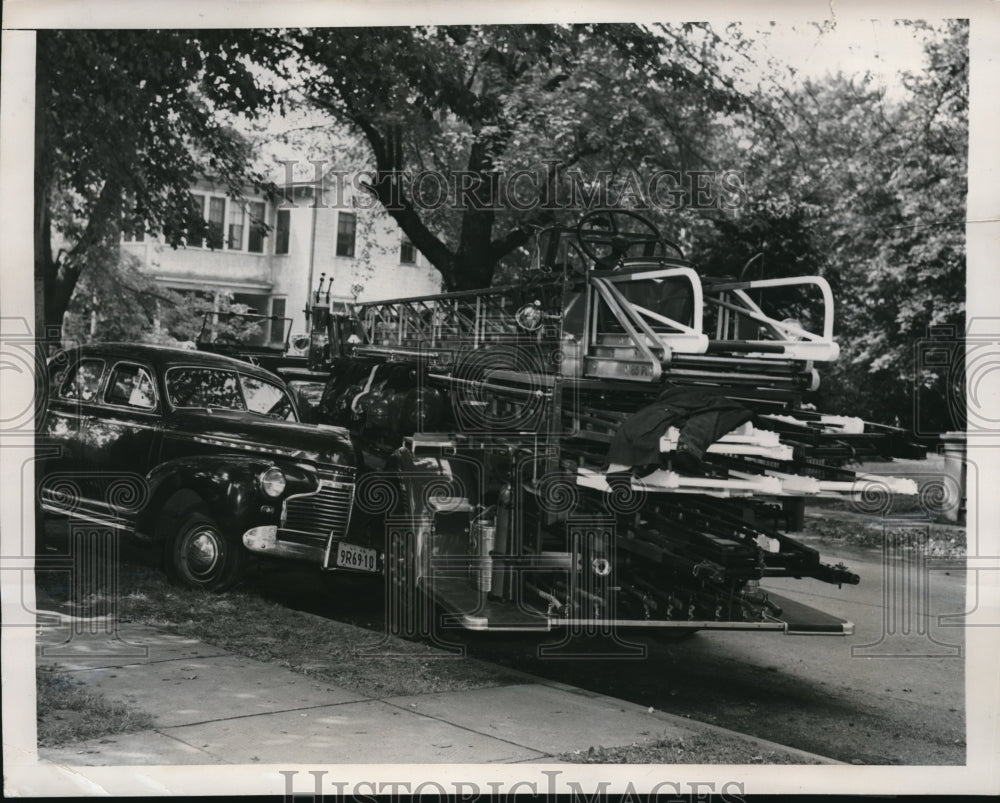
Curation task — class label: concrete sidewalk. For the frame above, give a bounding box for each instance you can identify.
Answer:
[35,611,838,766]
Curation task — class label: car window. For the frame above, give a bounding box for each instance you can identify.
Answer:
[240,375,296,421]
[47,351,72,392]
[60,358,105,401]
[105,363,157,409]
[165,367,246,411]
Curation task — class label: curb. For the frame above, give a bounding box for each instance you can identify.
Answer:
[489,662,844,765]
[281,608,844,764]
[36,603,843,765]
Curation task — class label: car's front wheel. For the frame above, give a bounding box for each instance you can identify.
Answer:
[165,510,244,591]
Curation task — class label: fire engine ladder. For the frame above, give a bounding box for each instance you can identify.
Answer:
[351,287,527,358]
[584,268,708,382]
[702,276,840,362]
[349,287,563,417]
[567,409,919,499]
[582,270,838,389]
[576,456,917,500]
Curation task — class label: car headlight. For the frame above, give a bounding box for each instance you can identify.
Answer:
[259,466,287,497]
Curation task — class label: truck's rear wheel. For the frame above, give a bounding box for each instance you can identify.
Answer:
[165,510,244,591]
[382,451,444,638]
[385,522,429,637]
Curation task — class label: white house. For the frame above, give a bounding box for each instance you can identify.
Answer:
[122,171,442,340]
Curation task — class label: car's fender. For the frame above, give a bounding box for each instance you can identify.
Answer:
[136,455,316,541]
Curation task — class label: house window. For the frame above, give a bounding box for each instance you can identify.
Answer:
[336,212,356,258]
[227,203,245,250]
[400,235,416,265]
[121,192,145,242]
[189,194,206,247]
[122,208,145,243]
[248,201,267,254]
[207,197,225,250]
[275,209,290,255]
[270,298,286,344]
[232,292,269,315]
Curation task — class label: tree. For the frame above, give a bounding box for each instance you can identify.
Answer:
[60,247,254,348]
[34,29,283,343]
[834,21,967,432]
[688,21,967,432]
[59,245,168,345]
[285,24,747,290]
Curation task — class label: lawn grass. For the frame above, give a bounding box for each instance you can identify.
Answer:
[800,509,966,556]
[37,563,521,700]
[556,732,813,764]
[36,667,154,747]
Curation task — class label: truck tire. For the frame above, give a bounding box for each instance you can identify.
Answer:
[385,520,429,638]
[165,510,244,591]
[383,454,437,639]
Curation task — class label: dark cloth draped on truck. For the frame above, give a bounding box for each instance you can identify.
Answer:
[606,385,755,468]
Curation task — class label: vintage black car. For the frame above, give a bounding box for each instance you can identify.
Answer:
[38,343,363,590]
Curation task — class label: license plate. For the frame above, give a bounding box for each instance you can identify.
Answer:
[336,541,377,572]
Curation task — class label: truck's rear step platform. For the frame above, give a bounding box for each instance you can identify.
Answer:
[763,592,855,635]
[425,578,853,635]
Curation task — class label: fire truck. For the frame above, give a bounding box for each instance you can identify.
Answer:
[200,210,923,637]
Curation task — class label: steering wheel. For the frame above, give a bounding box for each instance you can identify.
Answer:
[576,209,684,267]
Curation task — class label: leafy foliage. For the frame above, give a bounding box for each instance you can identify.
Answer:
[689,21,967,431]
[35,29,283,338]
[286,24,749,289]
[36,23,966,434]
[63,256,256,347]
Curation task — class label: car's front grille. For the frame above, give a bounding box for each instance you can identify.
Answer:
[279,471,355,550]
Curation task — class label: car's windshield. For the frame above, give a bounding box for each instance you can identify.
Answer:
[165,366,297,420]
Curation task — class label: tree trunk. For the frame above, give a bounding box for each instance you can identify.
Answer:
[360,124,508,292]
[34,40,59,352]
[452,207,500,290]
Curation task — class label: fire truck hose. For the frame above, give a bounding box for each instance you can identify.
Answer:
[351,363,382,414]
[524,581,564,614]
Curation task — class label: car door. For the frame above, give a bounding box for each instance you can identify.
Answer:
[38,354,108,517]
[80,360,163,525]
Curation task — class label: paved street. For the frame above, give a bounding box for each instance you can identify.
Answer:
[457,538,967,765]
[40,515,968,765]
[253,534,966,765]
